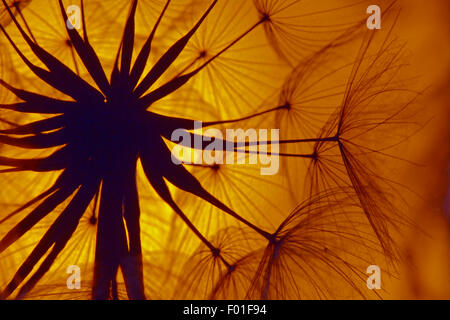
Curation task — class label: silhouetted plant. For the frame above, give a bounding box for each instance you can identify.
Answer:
[0,0,424,299]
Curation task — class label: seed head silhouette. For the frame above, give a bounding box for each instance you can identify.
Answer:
[0,0,428,299]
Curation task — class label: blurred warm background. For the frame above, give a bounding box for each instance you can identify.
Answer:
[384,0,450,299]
[0,0,448,299]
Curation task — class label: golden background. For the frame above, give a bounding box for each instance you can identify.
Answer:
[0,0,448,299]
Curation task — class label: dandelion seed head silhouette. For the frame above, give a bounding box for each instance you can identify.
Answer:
[0,0,448,299]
